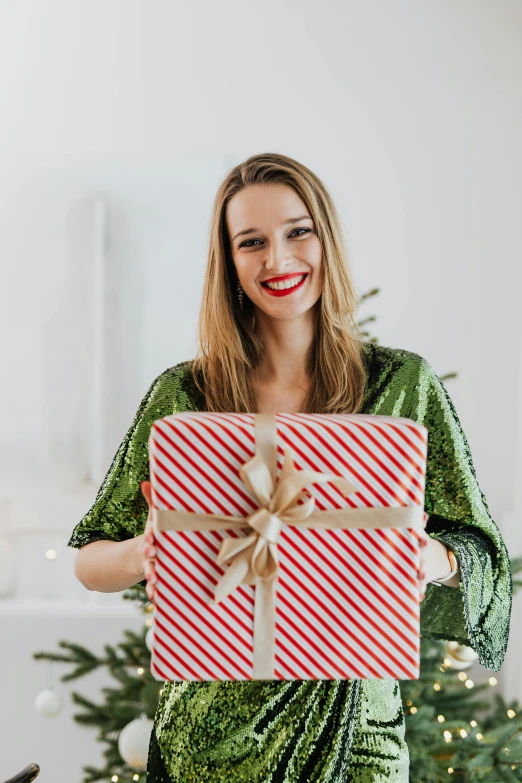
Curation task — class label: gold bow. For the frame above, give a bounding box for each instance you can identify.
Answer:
[213,444,358,602]
[151,413,423,679]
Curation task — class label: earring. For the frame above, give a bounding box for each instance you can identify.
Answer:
[236,279,244,310]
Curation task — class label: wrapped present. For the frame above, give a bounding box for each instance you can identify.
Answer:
[148,412,427,682]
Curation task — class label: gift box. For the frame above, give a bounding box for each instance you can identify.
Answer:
[148,411,427,682]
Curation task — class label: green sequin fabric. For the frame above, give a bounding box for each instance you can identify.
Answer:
[67,343,512,782]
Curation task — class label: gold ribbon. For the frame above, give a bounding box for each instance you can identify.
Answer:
[152,413,423,679]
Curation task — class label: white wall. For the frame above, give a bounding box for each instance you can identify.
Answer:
[0,0,521,780]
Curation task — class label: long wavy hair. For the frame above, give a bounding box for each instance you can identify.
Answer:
[192,152,368,414]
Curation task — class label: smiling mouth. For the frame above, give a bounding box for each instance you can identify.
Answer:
[261,273,308,296]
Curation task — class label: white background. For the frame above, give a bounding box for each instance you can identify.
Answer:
[0,0,521,780]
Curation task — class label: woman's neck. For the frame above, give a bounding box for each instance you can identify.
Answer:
[253,308,315,388]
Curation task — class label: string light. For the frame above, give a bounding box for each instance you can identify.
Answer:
[410,706,418,714]
[145,618,153,627]
[507,709,516,718]
[433,683,441,691]
[45,549,57,560]
[470,720,477,727]
[465,679,474,689]
[437,715,445,723]
[476,734,483,741]
[132,776,140,781]
[444,731,452,743]
[137,667,144,675]
[111,777,119,782]
[459,729,467,738]
[458,672,467,682]
[448,768,454,774]
[489,677,498,686]
[406,699,412,706]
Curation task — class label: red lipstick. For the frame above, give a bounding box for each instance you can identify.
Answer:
[262,272,306,283]
[260,272,308,297]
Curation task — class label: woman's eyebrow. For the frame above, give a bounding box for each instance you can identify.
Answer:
[232,215,312,242]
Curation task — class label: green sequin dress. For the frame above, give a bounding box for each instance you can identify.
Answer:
[67,342,512,782]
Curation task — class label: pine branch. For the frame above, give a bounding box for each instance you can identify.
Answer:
[33,640,98,666]
[355,315,377,328]
[357,287,381,304]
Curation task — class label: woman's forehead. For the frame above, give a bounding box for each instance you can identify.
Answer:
[226,184,310,235]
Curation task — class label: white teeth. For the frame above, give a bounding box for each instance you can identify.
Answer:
[265,274,306,291]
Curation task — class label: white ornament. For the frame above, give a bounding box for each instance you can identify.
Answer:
[145,626,154,652]
[447,642,479,662]
[118,715,154,771]
[35,688,63,717]
[445,642,479,670]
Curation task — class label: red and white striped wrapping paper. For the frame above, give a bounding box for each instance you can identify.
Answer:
[148,411,428,681]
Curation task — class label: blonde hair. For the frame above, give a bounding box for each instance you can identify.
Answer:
[193,152,368,413]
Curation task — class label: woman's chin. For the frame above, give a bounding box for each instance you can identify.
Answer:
[252,297,319,321]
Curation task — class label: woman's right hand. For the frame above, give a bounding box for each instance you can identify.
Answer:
[138,480,157,603]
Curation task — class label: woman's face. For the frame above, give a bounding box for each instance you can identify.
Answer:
[226,183,324,321]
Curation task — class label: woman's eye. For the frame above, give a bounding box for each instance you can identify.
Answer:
[239,227,311,248]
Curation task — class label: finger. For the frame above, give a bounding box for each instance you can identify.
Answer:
[144,557,156,574]
[140,481,153,507]
[144,559,157,578]
[417,574,426,588]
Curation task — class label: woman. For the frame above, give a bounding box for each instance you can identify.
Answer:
[69,152,512,782]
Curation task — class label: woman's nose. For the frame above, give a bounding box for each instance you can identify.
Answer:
[265,243,292,272]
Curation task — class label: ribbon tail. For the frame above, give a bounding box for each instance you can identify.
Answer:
[216,533,256,565]
[215,537,256,603]
[253,576,277,679]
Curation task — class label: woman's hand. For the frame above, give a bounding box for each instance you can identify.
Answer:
[417,514,430,601]
[137,480,157,603]
[417,513,456,600]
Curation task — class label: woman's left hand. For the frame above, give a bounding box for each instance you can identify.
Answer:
[417,513,454,600]
[417,512,430,601]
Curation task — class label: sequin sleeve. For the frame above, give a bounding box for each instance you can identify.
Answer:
[412,357,512,672]
[67,366,179,553]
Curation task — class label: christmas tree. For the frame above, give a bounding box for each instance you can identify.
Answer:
[34,587,158,781]
[33,287,522,782]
